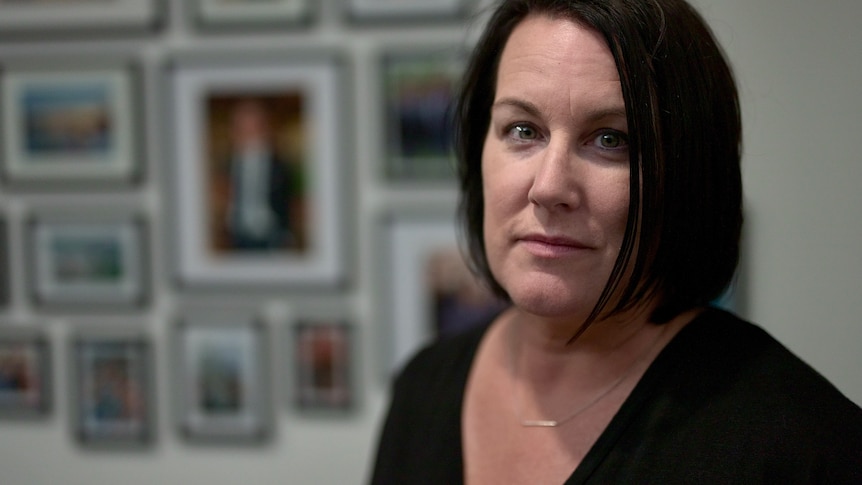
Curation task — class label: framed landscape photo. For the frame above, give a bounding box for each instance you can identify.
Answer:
[380,210,507,374]
[174,316,271,443]
[70,331,154,447]
[381,47,466,183]
[0,60,141,187]
[191,0,314,30]
[168,52,347,288]
[0,327,51,419]
[28,212,147,309]
[293,320,352,412]
[347,0,471,22]
[0,0,162,37]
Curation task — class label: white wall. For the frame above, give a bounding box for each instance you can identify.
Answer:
[0,1,859,484]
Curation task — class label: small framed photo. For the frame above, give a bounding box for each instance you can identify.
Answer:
[0,326,51,419]
[174,316,271,443]
[190,0,314,30]
[70,331,154,447]
[0,0,162,37]
[382,47,466,182]
[380,210,506,374]
[293,320,352,412]
[168,52,347,288]
[347,0,471,22]
[0,59,141,187]
[27,212,148,309]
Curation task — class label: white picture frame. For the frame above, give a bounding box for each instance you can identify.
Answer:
[191,0,313,29]
[168,52,347,288]
[0,60,140,187]
[0,0,162,36]
[347,0,470,22]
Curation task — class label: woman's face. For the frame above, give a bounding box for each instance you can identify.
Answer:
[482,14,630,322]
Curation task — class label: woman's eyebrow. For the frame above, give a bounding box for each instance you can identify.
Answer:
[492,96,627,122]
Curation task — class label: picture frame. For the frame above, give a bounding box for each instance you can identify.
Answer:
[167,52,347,289]
[293,320,352,412]
[27,212,148,309]
[380,210,506,374]
[0,59,142,188]
[0,0,162,37]
[174,316,271,443]
[381,46,466,182]
[347,0,471,22]
[0,326,51,419]
[70,330,154,447]
[190,0,314,30]
[0,216,9,308]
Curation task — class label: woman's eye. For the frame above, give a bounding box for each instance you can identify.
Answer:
[596,131,628,149]
[508,124,538,140]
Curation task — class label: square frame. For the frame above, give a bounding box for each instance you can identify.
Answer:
[174,316,272,444]
[190,0,314,31]
[167,51,348,289]
[0,0,162,37]
[0,326,51,419]
[379,209,506,375]
[27,211,148,310]
[347,0,472,23]
[381,46,466,183]
[0,57,143,188]
[292,319,353,412]
[70,329,154,448]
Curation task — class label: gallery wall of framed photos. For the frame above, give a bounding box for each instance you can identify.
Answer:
[0,0,495,484]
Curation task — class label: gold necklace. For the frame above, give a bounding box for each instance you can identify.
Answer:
[510,322,664,428]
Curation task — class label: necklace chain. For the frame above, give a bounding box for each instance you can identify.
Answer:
[510,322,664,428]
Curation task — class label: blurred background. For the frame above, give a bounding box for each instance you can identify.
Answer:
[0,0,859,484]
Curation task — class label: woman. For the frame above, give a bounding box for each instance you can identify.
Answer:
[370,0,862,483]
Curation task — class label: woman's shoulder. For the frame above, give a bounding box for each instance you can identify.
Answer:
[394,322,491,390]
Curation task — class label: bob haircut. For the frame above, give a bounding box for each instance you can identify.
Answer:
[455,0,743,326]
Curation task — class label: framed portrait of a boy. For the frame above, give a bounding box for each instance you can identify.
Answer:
[27,212,148,309]
[174,316,271,443]
[168,52,347,288]
[0,59,141,187]
[381,47,465,183]
[70,330,154,447]
[293,320,352,412]
[0,326,51,419]
[0,0,162,37]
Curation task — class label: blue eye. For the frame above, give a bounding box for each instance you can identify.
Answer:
[596,131,628,149]
[509,124,537,140]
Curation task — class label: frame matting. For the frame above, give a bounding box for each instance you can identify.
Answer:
[168,52,346,288]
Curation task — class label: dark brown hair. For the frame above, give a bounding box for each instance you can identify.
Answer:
[455,0,743,325]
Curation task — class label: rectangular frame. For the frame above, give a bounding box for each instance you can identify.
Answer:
[0,0,162,37]
[0,326,51,419]
[190,0,314,30]
[168,52,347,288]
[0,58,142,188]
[174,316,271,444]
[27,211,148,310]
[0,215,8,308]
[70,330,154,448]
[381,46,466,183]
[379,209,506,375]
[293,320,353,412]
[347,0,471,22]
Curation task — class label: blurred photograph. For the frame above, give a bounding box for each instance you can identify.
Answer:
[295,321,351,411]
[0,332,50,418]
[74,336,152,446]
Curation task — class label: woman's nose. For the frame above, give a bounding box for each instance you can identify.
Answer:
[527,140,581,211]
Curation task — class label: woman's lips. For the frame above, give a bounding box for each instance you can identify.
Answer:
[518,234,591,258]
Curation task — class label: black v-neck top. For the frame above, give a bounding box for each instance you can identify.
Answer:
[369,308,862,484]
